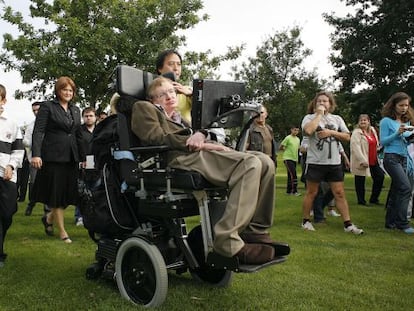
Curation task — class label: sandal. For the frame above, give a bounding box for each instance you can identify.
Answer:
[61,237,72,244]
[41,215,54,236]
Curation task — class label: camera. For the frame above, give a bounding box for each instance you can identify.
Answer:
[316,124,335,132]
[406,134,414,144]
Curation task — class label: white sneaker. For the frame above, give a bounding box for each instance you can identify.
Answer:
[76,217,84,227]
[344,224,364,235]
[328,209,341,217]
[302,221,316,231]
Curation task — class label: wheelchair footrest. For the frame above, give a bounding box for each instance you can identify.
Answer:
[206,252,287,273]
[238,256,287,273]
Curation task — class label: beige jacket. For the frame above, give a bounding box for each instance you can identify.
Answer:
[350,126,379,176]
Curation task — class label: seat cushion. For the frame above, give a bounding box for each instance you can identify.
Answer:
[143,169,217,190]
[119,159,216,190]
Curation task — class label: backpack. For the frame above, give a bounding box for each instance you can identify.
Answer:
[78,114,136,238]
[78,163,135,238]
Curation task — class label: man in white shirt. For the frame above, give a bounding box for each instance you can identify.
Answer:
[0,84,24,267]
[23,102,49,216]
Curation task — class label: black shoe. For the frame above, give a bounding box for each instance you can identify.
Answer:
[25,206,33,216]
[0,253,6,267]
[369,200,381,205]
[358,201,367,206]
[41,216,54,236]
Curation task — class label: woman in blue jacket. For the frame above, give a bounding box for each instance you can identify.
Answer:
[380,92,414,234]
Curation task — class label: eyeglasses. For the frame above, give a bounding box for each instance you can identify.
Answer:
[153,88,176,99]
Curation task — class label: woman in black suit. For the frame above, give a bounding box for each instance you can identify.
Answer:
[31,76,84,243]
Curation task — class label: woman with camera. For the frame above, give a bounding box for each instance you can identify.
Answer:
[300,91,363,234]
[379,92,414,234]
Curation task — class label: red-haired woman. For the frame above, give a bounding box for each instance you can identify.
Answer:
[31,76,84,243]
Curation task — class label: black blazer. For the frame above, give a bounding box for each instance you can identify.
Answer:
[32,99,84,162]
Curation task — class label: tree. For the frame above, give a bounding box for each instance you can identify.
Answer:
[233,27,325,139]
[0,0,242,108]
[324,0,414,121]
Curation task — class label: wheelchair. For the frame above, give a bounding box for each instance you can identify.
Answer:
[82,65,290,308]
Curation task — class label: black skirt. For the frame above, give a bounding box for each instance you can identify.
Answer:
[32,162,79,208]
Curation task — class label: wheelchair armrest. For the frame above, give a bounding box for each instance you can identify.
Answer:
[129,145,170,153]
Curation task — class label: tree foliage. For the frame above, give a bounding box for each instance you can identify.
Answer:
[0,0,242,108]
[233,27,325,139]
[324,0,414,122]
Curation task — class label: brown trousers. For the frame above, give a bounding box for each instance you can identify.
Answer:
[169,150,275,257]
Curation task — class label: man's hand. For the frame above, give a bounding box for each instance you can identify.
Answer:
[186,132,232,152]
[186,132,206,151]
[201,143,232,152]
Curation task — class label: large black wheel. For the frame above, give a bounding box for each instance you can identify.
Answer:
[115,237,168,307]
[187,225,232,287]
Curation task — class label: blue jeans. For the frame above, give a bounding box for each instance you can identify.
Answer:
[313,182,334,223]
[383,153,411,229]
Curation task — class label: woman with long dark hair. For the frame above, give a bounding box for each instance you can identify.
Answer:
[380,92,414,234]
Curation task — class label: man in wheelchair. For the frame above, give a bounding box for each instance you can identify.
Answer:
[131,76,288,265]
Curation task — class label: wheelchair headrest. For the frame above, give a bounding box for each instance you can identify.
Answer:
[115,65,150,100]
[114,65,176,100]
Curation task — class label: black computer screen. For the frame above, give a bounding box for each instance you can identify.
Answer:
[191,79,245,130]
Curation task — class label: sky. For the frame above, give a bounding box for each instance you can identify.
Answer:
[0,0,353,126]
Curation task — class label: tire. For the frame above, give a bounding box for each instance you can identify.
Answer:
[187,225,233,287]
[115,237,168,307]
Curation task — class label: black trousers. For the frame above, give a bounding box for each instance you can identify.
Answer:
[354,163,385,204]
[17,157,30,202]
[284,159,298,194]
[0,179,18,260]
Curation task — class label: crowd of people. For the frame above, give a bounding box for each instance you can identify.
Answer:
[1,49,413,269]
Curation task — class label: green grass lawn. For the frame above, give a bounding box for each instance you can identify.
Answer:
[1,161,413,310]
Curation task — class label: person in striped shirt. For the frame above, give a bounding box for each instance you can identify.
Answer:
[0,84,24,268]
